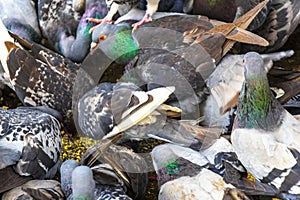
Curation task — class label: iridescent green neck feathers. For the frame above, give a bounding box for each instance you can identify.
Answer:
[235,75,284,131]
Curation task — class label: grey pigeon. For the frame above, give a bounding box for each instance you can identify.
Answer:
[231,52,300,198]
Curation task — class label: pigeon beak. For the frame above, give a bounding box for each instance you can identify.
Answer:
[5,41,19,53]
[90,42,98,51]
[90,35,107,51]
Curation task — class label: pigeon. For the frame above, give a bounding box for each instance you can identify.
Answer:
[201,50,295,127]
[37,0,82,53]
[231,52,300,197]
[0,106,62,193]
[90,22,139,64]
[0,28,80,131]
[89,1,269,121]
[0,0,42,42]
[77,82,175,140]
[61,0,109,63]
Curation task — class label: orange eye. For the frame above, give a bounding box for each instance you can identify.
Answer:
[98,35,107,41]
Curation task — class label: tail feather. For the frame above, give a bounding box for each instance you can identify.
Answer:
[0,166,32,193]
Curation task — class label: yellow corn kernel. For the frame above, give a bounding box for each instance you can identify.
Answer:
[246,172,256,182]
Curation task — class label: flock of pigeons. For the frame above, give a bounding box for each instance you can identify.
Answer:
[0,0,300,199]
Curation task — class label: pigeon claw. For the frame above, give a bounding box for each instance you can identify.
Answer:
[132,14,153,31]
[86,18,102,24]
[86,17,114,24]
[87,17,114,34]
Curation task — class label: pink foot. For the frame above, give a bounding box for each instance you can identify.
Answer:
[132,14,152,31]
[87,17,114,33]
[86,17,114,24]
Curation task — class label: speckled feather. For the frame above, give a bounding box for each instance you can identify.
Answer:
[37,0,82,52]
[6,42,79,129]
[93,185,133,200]
[77,82,141,139]
[0,106,62,193]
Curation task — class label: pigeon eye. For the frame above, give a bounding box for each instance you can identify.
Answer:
[98,35,107,41]
[242,58,246,64]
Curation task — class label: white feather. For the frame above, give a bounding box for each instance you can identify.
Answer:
[231,128,297,180]
[159,168,234,200]
[103,86,175,139]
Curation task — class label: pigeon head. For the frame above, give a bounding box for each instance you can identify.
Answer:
[243,51,266,80]
[91,22,138,64]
